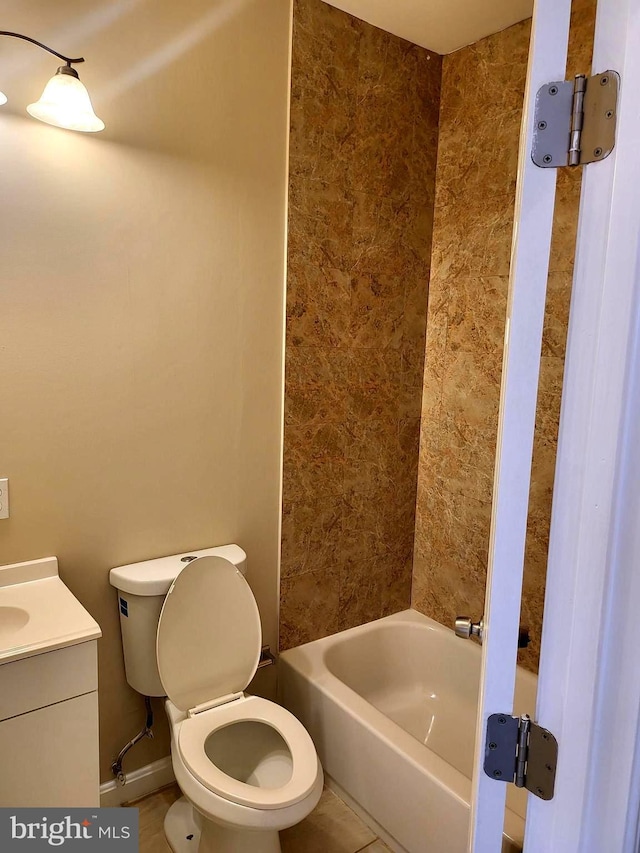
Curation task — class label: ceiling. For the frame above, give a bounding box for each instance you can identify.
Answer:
[323,0,533,55]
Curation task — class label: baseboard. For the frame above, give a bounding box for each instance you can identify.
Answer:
[100,756,175,807]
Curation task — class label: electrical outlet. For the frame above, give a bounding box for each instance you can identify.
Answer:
[0,478,8,519]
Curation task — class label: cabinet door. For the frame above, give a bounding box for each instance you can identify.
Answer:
[0,692,99,807]
[0,642,97,721]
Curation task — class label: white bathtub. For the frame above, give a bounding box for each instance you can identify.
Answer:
[279,609,536,853]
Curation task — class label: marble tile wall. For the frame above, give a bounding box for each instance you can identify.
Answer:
[280,0,442,649]
[412,1,596,672]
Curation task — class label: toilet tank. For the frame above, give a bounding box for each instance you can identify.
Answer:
[109,545,247,697]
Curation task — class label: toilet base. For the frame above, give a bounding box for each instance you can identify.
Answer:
[199,815,281,853]
[164,796,282,853]
[164,797,201,853]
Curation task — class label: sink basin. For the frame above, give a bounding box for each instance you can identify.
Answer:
[0,606,30,641]
[0,557,101,664]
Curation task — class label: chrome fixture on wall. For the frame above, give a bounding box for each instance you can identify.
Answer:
[0,31,104,132]
[455,615,530,648]
[455,616,484,642]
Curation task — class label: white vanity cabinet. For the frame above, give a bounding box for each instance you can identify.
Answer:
[0,557,102,807]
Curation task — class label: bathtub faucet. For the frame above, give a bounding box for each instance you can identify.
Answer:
[454,616,530,648]
[454,616,484,642]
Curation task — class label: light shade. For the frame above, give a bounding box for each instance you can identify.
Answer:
[26,66,104,132]
[0,91,7,106]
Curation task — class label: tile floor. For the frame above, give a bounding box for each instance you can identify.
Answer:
[134,784,390,853]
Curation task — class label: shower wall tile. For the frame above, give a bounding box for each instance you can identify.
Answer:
[347,347,404,386]
[281,495,345,576]
[548,167,583,273]
[381,552,415,617]
[413,3,596,672]
[542,272,573,358]
[280,566,341,648]
[349,274,405,349]
[285,345,351,387]
[446,276,509,356]
[282,454,345,504]
[287,182,355,271]
[280,0,441,652]
[402,343,428,389]
[286,264,351,347]
[338,559,382,632]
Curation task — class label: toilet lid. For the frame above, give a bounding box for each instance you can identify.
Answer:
[156,556,262,712]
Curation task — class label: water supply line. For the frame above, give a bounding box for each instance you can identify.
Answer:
[111,696,154,786]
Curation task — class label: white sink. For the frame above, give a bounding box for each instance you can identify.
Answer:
[0,557,101,664]
[0,606,30,642]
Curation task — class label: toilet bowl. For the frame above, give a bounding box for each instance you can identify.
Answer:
[124,552,323,853]
[164,696,323,853]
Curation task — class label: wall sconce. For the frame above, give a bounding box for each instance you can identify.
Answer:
[0,31,104,132]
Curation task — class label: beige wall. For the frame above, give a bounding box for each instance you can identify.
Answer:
[280,0,441,649]
[0,0,292,781]
[413,2,596,671]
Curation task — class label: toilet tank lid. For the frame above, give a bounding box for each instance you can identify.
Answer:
[109,545,247,596]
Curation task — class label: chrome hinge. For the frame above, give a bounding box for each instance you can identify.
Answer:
[532,71,619,168]
[484,714,558,801]
[257,644,276,669]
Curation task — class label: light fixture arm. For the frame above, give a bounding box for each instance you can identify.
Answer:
[0,31,84,66]
[0,30,104,132]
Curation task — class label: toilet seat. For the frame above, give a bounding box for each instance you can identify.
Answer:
[156,556,262,712]
[177,695,320,809]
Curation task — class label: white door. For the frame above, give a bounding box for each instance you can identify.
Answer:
[467,0,638,849]
[524,0,640,849]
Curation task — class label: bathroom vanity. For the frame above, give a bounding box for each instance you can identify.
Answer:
[0,557,101,807]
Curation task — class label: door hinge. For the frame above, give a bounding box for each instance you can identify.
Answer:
[484,714,558,801]
[532,71,619,168]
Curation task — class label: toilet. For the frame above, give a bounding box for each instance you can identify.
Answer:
[110,546,323,853]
